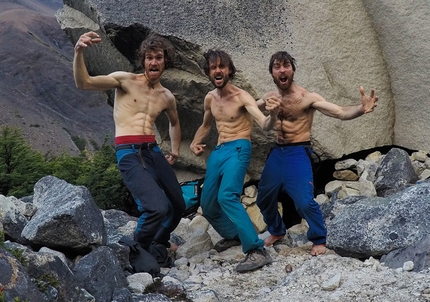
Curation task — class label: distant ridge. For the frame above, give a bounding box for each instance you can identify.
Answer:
[0,0,115,155]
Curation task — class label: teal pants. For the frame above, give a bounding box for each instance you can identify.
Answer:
[201,139,264,253]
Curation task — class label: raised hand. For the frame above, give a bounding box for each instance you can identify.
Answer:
[360,86,378,114]
[74,31,101,50]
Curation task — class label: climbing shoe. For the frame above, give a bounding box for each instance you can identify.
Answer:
[235,248,272,273]
[213,238,241,253]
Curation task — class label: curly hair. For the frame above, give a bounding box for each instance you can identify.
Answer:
[203,49,236,79]
[138,33,175,69]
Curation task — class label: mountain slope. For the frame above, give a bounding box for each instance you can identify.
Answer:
[0,0,114,155]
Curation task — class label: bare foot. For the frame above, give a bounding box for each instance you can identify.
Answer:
[264,234,285,247]
[169,242,179,251]
[310,243,326,256]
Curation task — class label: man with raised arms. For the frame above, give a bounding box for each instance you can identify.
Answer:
[73,31,185,261]
[257,51,378,256]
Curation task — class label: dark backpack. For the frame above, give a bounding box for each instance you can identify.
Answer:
[118,236,161,277]
[149,241,174,268]
[180,177,205,218]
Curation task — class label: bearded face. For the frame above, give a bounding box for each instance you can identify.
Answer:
[209,58,230,89]
[143,49,165,81]
[271,60,294,90]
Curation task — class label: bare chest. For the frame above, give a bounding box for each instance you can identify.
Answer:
[116,85,167,117]
[211,99,247,122]
[278,95,312,121]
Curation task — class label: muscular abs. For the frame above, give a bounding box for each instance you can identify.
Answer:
[275,96,315,144]
[113,79,168,137]
[210,93,253,144]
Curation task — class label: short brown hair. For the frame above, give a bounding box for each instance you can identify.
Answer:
[138,33,175,69]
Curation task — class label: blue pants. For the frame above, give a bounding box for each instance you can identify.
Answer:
[201,139,264,253]
[116,144,185,251]
[256,144,326,245]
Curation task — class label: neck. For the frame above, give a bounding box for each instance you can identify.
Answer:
[215,82,234,97]
[143,73,160,89]
[278,81,296,96]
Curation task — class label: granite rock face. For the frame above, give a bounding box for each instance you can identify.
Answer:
[56,0,429,177]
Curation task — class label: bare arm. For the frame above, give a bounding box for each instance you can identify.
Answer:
[73,31,121,91]
[256,99,266,111]
[311,86,378,120]
[164,94,181,165]
[190,95,214,156]
[244,94,280,130]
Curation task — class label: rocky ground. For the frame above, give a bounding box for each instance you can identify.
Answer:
[149,216,430,302]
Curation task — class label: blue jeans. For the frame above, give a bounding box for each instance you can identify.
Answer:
[201,139,264,253]
[116,144,185,251]
[256,144,326,245]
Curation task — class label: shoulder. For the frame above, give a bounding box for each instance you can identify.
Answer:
[303,90,332,111]
[235,87,255,104]
[162,87,175,100]
[108,71,135,80]
[238,87,253,98]
[160,87,178,111]
[305,91,325,104]
[205,90,216,101]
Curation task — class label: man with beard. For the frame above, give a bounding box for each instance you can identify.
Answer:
[256,51,378,256]
[73,31,185,261]
[190,49,280,273]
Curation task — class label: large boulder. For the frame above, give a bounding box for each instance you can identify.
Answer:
[21,176,106,252]
[56,0,430,177]
[325,182,430,258]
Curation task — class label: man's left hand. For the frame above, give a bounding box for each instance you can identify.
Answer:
[360,86,378,114]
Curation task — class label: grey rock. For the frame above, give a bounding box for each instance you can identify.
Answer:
[0,195,29,244]
[374,148,419,197]
[73,246,128,302]
[382,234,430,272]
[22,175,106,252]
[326,183,430,258]
[0,246,46,302]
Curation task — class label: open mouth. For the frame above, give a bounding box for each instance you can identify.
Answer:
[214,75,224,84]
[279,76,288,83]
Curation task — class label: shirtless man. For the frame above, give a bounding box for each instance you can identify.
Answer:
[73,31,185,258]
[256,51,378,256]
[190,49,280,273]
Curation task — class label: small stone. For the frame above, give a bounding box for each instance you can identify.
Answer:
[403,261,414,271]
[285,264,293,273]
[321,274,342,291]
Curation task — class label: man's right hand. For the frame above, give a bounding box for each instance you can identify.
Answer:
[266,96,281,116]
[190,143,206,156]
[75,31,101,51]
